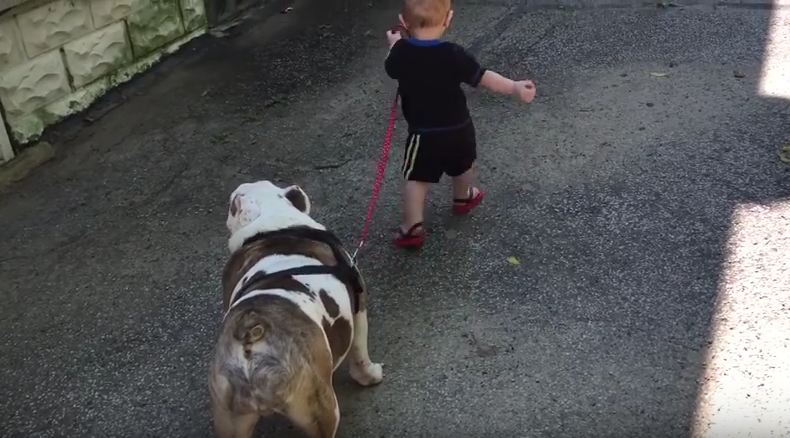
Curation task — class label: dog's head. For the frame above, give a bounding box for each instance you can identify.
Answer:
[226,181,323,252]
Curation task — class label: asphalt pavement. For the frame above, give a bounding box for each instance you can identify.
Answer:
[1,0,788,436]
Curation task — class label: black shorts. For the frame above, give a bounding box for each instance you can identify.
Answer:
[401,122,477,183]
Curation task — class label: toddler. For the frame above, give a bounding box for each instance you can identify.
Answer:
[385,0,536,248]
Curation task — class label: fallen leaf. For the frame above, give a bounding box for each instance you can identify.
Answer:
[779,145,790,164]
[506,256,520,265]
[650,72,670,78]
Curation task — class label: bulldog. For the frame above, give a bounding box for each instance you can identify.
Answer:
[209,181,383,438]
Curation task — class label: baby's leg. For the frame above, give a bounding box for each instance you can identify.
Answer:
[451,165,484,215]
[451,165,477,200]
[403,180,430,229]
[447,123,481,203]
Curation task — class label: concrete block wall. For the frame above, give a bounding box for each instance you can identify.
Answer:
[0,109,12,162]
[0,0,208,151]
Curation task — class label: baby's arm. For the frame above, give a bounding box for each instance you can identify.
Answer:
[384,31,403,79]
[386,29,403,49]
[479,70,536,103]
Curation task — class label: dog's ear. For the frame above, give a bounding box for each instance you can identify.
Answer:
[229,194,242,217]
[284,185,310,214]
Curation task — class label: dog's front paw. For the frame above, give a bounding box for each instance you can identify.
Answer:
[349,361,384,386]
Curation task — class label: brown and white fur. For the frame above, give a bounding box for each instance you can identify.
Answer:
[209,181,383,438]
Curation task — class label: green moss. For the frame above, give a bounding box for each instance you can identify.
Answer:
[9,115,44,144]
[180,0,207,32]
[105,47,135,77]
[127,0,185,56]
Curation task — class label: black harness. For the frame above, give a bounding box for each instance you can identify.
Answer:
[229,227,364,311]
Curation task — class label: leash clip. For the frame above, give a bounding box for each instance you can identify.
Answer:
[350,240,365,266]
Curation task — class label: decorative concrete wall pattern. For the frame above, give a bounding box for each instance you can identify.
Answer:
[63,21,133,87]
[0,109,12,162]
[91,0,135,27]
[0,49,70,114]
[0,16,24,68]
[127,0,185,55]
[16,0,93,57]
[181,0,207,32]
[0,0,207,147]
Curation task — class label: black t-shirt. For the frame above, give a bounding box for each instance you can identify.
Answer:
[385,39,486,133]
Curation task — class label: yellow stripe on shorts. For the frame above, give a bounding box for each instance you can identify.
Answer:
[402,134,416,175]
[404,134,421,180]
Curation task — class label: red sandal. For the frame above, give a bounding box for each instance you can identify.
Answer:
[452,187,485,215]
[393,222,425,249]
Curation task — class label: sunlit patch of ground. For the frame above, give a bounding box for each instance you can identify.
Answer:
[758,2,790,99]
[693,198,790,437]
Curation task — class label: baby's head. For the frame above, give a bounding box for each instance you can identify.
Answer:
[400,0,453,33]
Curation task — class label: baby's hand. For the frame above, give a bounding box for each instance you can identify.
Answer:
[386,29,403,47]
[514,80,536,103]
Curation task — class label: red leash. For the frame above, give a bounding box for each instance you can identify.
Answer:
[351,93,400,262]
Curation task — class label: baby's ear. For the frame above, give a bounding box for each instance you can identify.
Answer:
[445,10,454,27]
[284,185,311,215]
[398,13,407,29]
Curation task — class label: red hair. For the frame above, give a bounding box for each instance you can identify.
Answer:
[402,0,451,29]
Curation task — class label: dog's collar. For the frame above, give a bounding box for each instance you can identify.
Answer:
[241,226,346,251]
[228,227,363,313]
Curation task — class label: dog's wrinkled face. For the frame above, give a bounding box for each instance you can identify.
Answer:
[226,181,311,235]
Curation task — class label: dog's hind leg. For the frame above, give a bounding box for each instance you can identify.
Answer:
[348,307,384,386]
[212,404,259,438]
[286,374,339,438]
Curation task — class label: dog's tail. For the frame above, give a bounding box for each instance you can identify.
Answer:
[210,309,292,415]
[236,313,267,360]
